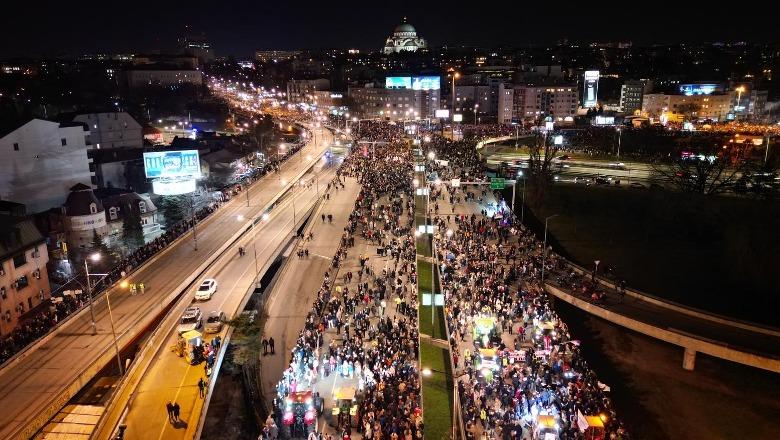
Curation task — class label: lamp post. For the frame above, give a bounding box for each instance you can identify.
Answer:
[473,103,479,125]
[86,253,123,375]
[735,86,746,117]
[541,214,559,286]
[451,72,460,114]
[616,127,622,159]
[85,253,100,335]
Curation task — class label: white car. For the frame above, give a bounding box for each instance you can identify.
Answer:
[178,307,203,334]
[194,279,218,301]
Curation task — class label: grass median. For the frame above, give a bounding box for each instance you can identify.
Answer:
[419,342,454,440]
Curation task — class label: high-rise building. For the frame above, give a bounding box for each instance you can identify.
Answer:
[620,80,653,115]
[72,112,143,150]
[349,76,440,121]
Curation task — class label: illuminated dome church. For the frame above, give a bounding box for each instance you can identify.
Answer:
[383,18,428,54]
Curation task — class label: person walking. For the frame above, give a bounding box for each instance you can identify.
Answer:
[172,402,180,422]
[166,401,174,422]
[198,377,206,398]
[269,337,275,354]
[262,338,268,355]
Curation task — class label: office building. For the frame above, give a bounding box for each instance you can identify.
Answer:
[642,93,732,122]
[286,79,331,104]
[620,80,653,115]
[348,77,440,121]
[73,112,143,150]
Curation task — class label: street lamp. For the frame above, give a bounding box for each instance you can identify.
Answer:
[473,103,479,125]
[735,86,746,116]
[84,253,123,375]
[85,253,100,335]
[540,214,559,285]
[451,72,460,113]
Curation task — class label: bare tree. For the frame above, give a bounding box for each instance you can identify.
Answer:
[652,143,754,195]
[526,132,560,204]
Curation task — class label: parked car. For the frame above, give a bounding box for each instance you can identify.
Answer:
[630,182,646,188]
[195,279,218,301]
[205,311,226,333]
[178,307,203,334]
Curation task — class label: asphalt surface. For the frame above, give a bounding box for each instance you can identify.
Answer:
[0,127,333,440]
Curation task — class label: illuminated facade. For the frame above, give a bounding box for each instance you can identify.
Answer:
[383,18,427,54]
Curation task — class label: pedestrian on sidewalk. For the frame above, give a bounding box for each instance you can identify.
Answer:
[166,401,174,422]
[262,338,268,355]
[269,337,275,354]
[198,377,206,398]
[172,402,180,421]
[322,214,326,222]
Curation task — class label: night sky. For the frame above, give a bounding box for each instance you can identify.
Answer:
[1,1,777,58]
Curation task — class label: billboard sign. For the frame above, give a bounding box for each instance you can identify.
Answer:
[412,76,440,90]
[453,114,463,122]
[435,109,450,118]
[143,150,201,179]
[583,70,599,108]
[679,84,719,96]
[385,76,412,89]
[152,178,197,195]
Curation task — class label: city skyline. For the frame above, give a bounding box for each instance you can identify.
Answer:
[2,2,779,58]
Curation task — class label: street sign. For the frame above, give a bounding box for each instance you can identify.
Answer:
[490,178,506,189]
[451,178,461,187]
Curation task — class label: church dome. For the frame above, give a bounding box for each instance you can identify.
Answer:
[394,23,417,35]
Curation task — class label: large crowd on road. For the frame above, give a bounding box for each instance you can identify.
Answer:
[426,136,628,439]
[267,124,424,440]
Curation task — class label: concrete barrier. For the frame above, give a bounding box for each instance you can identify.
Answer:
[545,284,780,373]
[563,262,780,338]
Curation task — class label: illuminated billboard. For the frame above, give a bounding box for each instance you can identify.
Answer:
[143,150,201,179]
[385,76,441,90]
[453,114,463,122]
[583,70,599,108]
[152,177,197,195]
[678,84,719,96]
[411,76,440,90]
[435,109,450,118]
[385,76,412,89]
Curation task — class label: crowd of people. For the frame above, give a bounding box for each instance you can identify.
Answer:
[0,138,307,367]
[421,134,628,439]
[266,127,424,440]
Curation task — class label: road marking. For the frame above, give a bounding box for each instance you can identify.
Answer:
[157,361,192,440]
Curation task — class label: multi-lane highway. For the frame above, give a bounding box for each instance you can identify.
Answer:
[111,152,340,440]
[0,124,334,440]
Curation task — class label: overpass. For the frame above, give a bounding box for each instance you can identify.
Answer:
[545,263,780,372]
[0,124,334,440]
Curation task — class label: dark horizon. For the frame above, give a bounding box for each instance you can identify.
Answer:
[1,2,778,58]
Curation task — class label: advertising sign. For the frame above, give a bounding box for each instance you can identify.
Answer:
[143,150,201,179]
[583,70,600,108]
[385,76,412,89]
[411,76,440,90]
[453,114,463,122]
[435,109,450,118]
[152,178,197,195]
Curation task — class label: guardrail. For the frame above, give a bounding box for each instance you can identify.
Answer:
[562,261,780,339]
[545,283,780,373]
[90,148,328,440]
